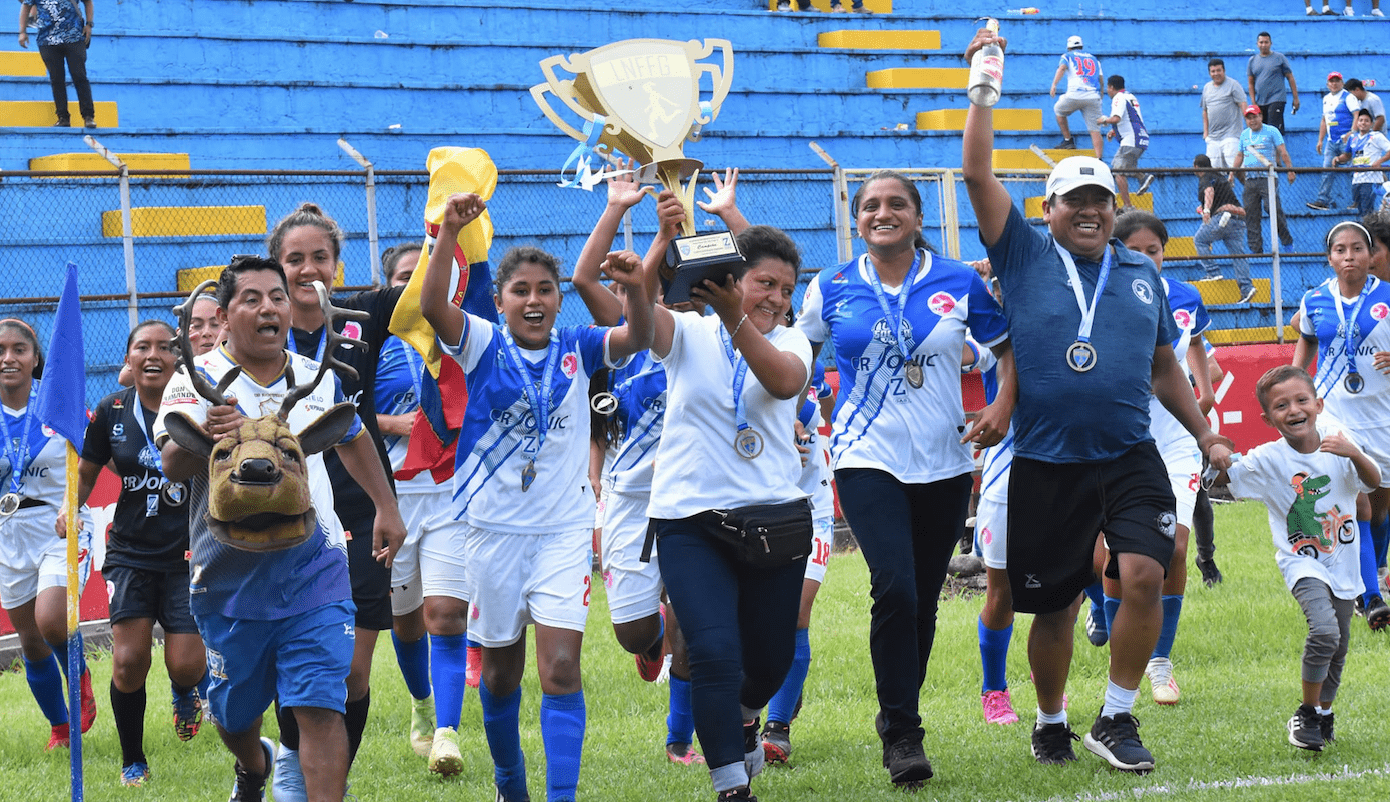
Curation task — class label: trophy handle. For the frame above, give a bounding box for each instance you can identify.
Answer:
[538,54,614,128]
[689,38,734,126]
[530,83,594,144]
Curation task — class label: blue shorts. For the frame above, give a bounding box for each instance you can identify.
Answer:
[197,600,356,734]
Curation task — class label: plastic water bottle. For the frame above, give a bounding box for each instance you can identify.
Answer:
[1201,452,1240,488]
[1218,211,1231,228]
[967,19,1004,107]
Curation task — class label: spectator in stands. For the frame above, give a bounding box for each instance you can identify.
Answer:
[16,0,96,128]
[1310,72,1355,211]
[1192,153,1255,303]
[1096,75,1154,209]
[1202,59,1249,170]
[1232,105,1296,258]
[1344,79,1386,132]
[1246,33,1299,135]
[1049,35,1105,158]
[1304,0,1338,12]
[1335,109,1390,216]
[1340,0,1384,14]
[775,0,867,9]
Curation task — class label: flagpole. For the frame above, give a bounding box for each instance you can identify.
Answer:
[66,443,83,802]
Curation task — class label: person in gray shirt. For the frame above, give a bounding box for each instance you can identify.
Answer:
[1345,79,1385,131]
[1202,58,1249,168]
[1247,32,1300,135]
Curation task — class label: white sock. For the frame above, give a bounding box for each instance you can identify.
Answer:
[1036,707,1068,726]
[1100,680,1138,719]
[1317,706,1332,716]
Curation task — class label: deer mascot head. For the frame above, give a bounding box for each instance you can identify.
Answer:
[162,274,368,552]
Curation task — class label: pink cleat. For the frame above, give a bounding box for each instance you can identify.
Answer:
[982,689,1020,724]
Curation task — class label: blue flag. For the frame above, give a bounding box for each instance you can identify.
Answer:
[34,263,86,453]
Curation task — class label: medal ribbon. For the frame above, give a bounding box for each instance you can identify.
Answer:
[1333,277,1375,380]
[401,341,424,408]
[1055,242,1114,347]
[718,325,752,436]
[132,401,164,474]
[0,386,37,496]
[500,329,562,459]
[863,249,925,368]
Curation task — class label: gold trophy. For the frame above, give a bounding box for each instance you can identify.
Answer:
[532,38,742,302]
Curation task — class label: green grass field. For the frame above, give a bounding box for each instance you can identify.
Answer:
[4,499,1390,801]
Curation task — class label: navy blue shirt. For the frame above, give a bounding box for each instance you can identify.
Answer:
[985,205,1177,463]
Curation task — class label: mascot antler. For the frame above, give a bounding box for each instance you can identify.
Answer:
[164,275,369,553]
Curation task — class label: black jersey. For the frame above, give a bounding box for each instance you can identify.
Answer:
[82,387,189,572]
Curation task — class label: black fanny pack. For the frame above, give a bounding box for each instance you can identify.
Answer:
[705,498,813,568]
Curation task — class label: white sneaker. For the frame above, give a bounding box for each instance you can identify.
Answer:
[269,743,306,802]
[1307,5,1319,11]
[428,727,464,777]
[1145,657,1181,705]
[1374,6,1385,14]
[1239,286,1258,304]
[1345,5,1356,14]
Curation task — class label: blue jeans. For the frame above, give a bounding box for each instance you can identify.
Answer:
[834,469,972,745]
[655,514,806,781]
[1354,183,1380,216]
[1316,138,1348,206]
[1194,218,1253,294]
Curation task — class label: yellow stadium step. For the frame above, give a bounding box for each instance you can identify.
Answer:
[916,108,1041,131]
[818,29,937,49]
[1167,236,1198,258]
[992,149,1074,170]
[767,0,892,10]
[867,67,968,89]
[1,100,118,128]
[1024,193,1153,218]
[101,206,266,238]
[30,153,192,172]
[1187,277,1274,305]
[1205,325,1297,345]
[177,262,344,293]
[0,51,45,77]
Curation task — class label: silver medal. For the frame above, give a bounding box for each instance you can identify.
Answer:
[904,362,924,389]
[0,493,19,516]
[521,459,537,492]
[162,482,187,506]
[1066,341,1099,373]
[1345,373,1366,394]
[590,392,618,416]
[734,428,764,460]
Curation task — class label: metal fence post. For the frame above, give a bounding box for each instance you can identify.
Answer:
[85,135,138,332]
[810,142,852,264]
[338,138,381,286]
[1268,165,1283,344]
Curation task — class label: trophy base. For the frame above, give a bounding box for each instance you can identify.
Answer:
[663,230,745,305]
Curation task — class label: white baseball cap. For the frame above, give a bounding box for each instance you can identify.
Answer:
[1067,35,1083,49]
[1045,156,1116,200]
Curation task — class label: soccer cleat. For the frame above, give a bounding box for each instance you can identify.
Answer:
[79,668,97,733]
[1239,287,1258,304]
[1085,605,1109,647]
[1307,200,1332,210]
[496,786,532,802]
[743,718,765,780]
[1146,657,1181,705]
[717,787,757,802]
[761,720,792,763]
[465,644,482,689]
[270,744,306,802]
[1196,558,1223,586]
[121,762,152,787]
[1365,595,1390,630]
[1031,722,1080,764]
[1288,704,1325,751]
[228,737,275,802]
[172,684,204,741]
[47,723,70,750]
[1320,711,1335,743]
[1083,712,1155,773]
[1136,174,1156,195]
[982,689,1020,724]
[410,695,436,758]
[1055,138,1077,150]
[666,741,706,765]
[429,726,464,777]
[884,736,933,785]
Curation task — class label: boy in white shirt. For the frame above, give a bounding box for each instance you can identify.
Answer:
[1336,109,1390,215]
[1214,365,1380,752]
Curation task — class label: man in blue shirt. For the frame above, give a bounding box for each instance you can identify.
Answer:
[962,25,1232,777]
[1232,104,1296,260]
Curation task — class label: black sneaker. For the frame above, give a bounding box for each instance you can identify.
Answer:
[1196,558,1223,586]
[53,119,71,128]
[1287,704,1325,751]
[717,787,757,802]
[761,720,791,763]
[1366,595,1390,631]
[1055,138,1077,150]
[1083,712,1154,773]
[1320,711,1335,743]
[1031,722,1081,764]
[884,736,933,785]
[228,737,274,802]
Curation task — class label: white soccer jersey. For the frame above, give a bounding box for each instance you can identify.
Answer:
[1298,276,1390,429]
[0,384,72,508]
[1149,278,1211,454]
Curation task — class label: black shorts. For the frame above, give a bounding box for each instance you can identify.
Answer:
[1006,441,1177,614]
[104,564,198,634]
[345,514,393,631]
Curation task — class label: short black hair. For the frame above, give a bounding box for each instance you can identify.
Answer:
[1257,31,1271,39]
[381,242,423,284]
[1208,57,1225,69]
[1357,108,1373,119]
[1193,153,1213,168]
[1108,75,1125,90]
[217,255,289,309]
[735,225,801,281]
[1114,210,1169,247]
[126,319,176,352]
[1345,78,1365,91]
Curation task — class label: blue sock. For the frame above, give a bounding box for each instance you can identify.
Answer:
[431,633,469,730]
[540,691,585,802]
[50,631,86,682]
[1152,595,1183,660]
[1374,517,1390,574]
[1359,521,1381,602]
[1103,595,1121,637]
[978,619,1012,694]
[392,631,433,702]
[24,653,69,725]
[1084,582,1108,636]
[767,628,811,724]
[666,676,696,745]
[480,680,526,799]
[1082,581,1105,608]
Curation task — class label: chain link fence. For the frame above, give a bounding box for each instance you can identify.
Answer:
[2,163,1382,407]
